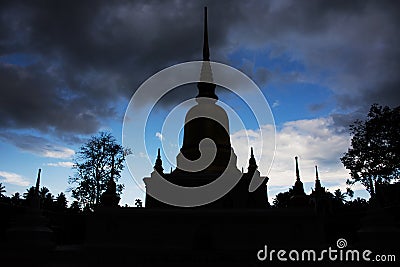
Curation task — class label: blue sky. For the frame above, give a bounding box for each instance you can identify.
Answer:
[1,0,399,205]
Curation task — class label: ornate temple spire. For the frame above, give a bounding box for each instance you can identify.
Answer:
[197,6,217,100]
[203,7,210,61]
[293,156,305,195]
[315,165,322,191]
[154,148,164,174]
[31,168,41,209]
[295,156,300,181]
[35,168,41,196]
[248,147,258,173]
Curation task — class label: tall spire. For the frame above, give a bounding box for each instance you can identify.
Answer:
[293,156,305,195]
[154,148,163,174]
[203,6,210,61]
[32,168,41,209]
[295,156,300,181]
[35,168,41,196]
[196,6,217,100]
[248,147,257,173]
[315,165,322,190]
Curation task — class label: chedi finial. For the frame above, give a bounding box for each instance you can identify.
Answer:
[203,6,210,61]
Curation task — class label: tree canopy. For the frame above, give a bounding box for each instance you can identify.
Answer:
[0,182,5,198]
[55,192,68,210]
[68,131,130,209]
[341,104,400,198]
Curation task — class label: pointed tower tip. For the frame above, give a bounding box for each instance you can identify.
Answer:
[315,165,319,180]
[314,165,322,190]
[154,148,163,173]
[196,6,217,100]
[35,168,41,194]
[248,147,257,172]
[295,156,300,181]
[203,6,210,61]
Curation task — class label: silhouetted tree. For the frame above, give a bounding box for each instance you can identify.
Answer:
[11,192,22,206]
[68,132,130,209]
[69,201,81,213]
[341,104,400,199]
[23,186,55,209]
[43,192,54,210]
[135,199,143,208]
[346,187,354,199]
[346,197,369,210]
[273,189,293,208]
[39,187,50,200]
[333,189,346,204]
[55,192,68,210]
[0,182,5,198]
[23,186,36,203]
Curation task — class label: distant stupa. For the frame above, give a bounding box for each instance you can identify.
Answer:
[288,156,309,207]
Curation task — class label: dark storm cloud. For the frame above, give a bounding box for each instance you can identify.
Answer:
[0,62,110,135]
[219,0,400,114]
[266,0,400,121]
[0,0,399,141]
[0,0,205,138]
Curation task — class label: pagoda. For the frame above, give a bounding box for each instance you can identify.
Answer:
[144,7,268,208]
[288,156,309,207]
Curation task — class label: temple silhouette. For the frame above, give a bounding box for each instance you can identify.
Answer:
[144,7,268,209]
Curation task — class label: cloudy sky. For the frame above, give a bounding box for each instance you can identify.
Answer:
[1,0,399,205]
